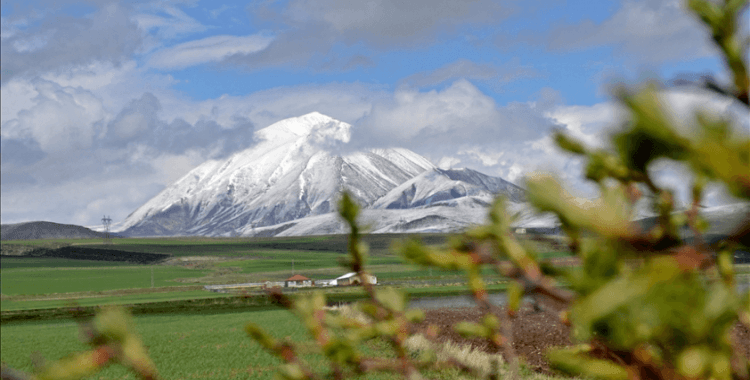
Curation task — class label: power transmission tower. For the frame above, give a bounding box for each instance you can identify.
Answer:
[102,215,112,244]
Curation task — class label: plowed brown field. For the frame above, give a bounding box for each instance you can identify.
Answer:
[417,305,750,375]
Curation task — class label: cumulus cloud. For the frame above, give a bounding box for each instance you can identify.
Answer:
[544,0,721,63]
[1,68,260,226]
[282,0,512,47]
[1,173,170,227]
[228,0,515,70]
[2,79,107,154]
[350,80,558,152]
[0,3,143,84]
[108,92,160,141]
[148,34,274,69]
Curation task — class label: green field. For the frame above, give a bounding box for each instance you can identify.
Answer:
[1,308,493,380]
[0,290,236,311]
[1,266,209,295]
[1,257,138,269]
[0,234,570,312]
[0,234,576,380]
[1,309,306,380]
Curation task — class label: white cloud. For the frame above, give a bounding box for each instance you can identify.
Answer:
[457,148,505,167]
[41,61,140,93]
[133,4,207,40]
[11,31,51,52]
[437,156,461,169]
[227,0,516,70]
[1,3,143,84]
[1,172,167,226]
[353,80,503,144]
[545,0,718,63]
[659,88,750,138]
[546,102,625,149]
[0,79,38,126]
[283,0,512,47]
[3,79,107,154]
[148,34,274,69]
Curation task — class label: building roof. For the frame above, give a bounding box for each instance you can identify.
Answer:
[286,274,311,281]
[335,272,376,280]
[335,272,357,280]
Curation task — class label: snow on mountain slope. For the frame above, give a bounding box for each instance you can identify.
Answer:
[238,206,493,237]
[372,167,526,210]
[119,112,435,237]
[236,199,748,238]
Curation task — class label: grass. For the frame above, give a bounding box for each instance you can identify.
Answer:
[212,250,346,273]
[0,290,234,311]
[0,257,137,269]
[1,266,209,295]
[1,309,303,380]
[0,234,573,379]
[1,307,569,380]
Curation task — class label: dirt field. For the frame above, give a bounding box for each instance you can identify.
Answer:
[418,304,750,375]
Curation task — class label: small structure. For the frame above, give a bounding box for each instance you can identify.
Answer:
[334,272,377,286]
[315,279,336,287]
[515,228,526,234]
[285,274,313,288]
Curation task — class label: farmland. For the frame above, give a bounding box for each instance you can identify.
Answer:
[1,309,312,380]
[2,233,566,312]
[4,306,564,380]
[0,233,571,379]
[1,265,210,295]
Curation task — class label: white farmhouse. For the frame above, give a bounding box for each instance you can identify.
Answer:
[285,274,313,288]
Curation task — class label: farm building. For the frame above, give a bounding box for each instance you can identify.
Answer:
[334,272,377,286]
[315,279,335,287]
[285,274,313,288]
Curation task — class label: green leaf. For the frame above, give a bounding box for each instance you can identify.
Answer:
[547,346,629,380]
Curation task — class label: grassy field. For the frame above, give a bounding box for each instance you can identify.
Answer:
[0,290,236,311]
[0,234,571,315]
[1,265,209,295]
[1,309,307,380]
[1,306,563,380]
[1,257,138,269]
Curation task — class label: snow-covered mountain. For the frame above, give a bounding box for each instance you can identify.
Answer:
[114,112,750,238]
[118,112,531,237]
[372,167,526,210]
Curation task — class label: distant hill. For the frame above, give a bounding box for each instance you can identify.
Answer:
[1,221,110,240]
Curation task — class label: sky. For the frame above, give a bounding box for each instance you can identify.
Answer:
[1,0,748,227]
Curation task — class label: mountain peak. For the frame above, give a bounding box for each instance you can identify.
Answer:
[256,112,351,146]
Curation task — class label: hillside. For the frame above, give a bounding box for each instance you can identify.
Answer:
[1,221,109,241]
